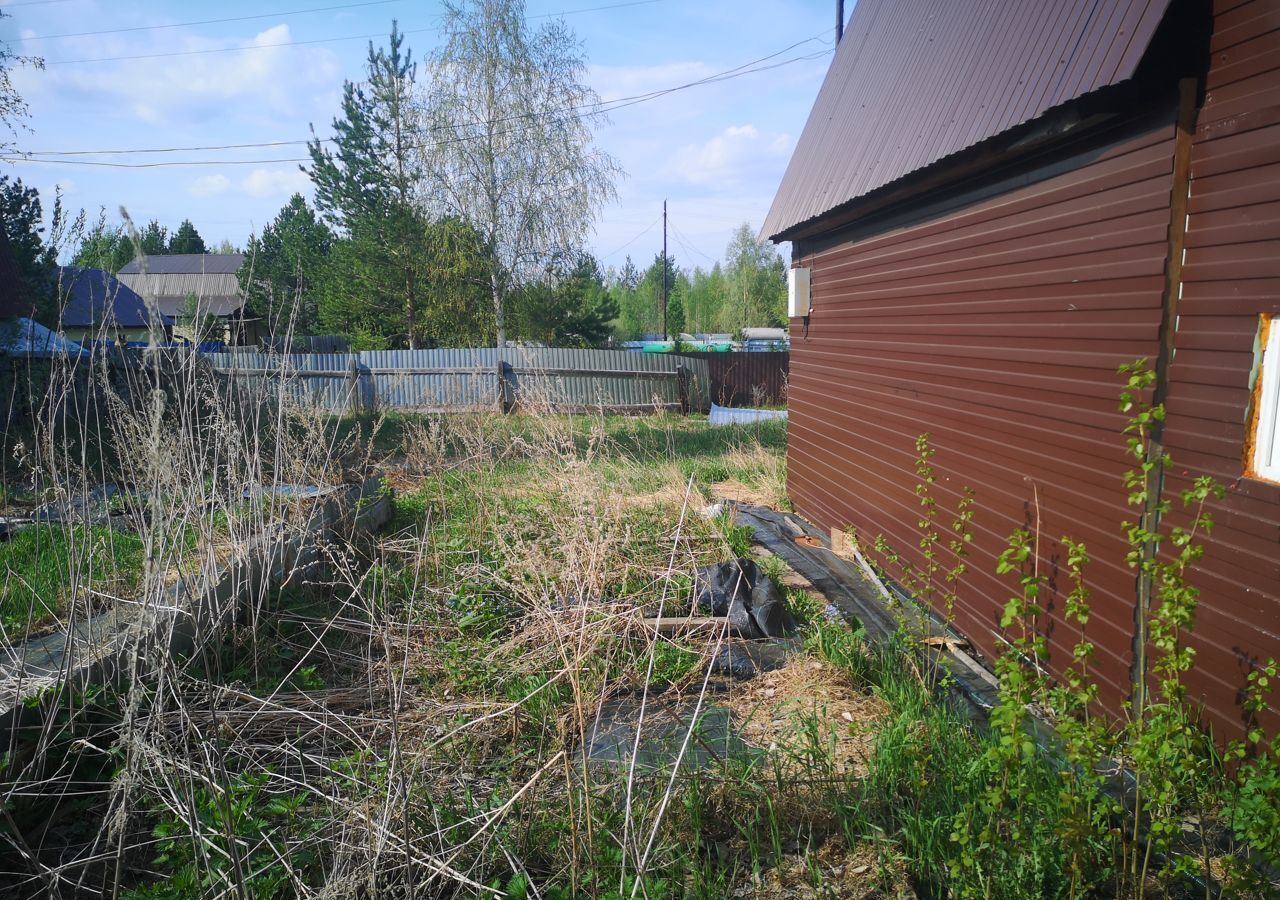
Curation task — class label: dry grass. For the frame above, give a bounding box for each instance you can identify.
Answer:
[731,837,916,899]
[727,657,889,780]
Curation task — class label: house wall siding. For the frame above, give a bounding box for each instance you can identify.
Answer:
[789,121,1180,716]
[1160,0,1280,739]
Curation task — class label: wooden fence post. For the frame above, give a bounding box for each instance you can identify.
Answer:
[496,359,513,414]
[348,358,363,416]
[676,363,689,415]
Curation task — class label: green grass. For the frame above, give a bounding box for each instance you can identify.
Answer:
[11,408,1277,899]
[0,523,146,633]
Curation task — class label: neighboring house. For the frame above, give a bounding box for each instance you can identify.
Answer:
[55,266,162,344]
[763,0,1278,740]
[117,253,258,345]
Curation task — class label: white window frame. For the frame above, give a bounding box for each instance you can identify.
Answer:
[1253,316,1280,482]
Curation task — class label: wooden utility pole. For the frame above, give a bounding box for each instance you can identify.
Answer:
[661,200,668,340]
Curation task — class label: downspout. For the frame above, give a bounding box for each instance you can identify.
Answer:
[1133,77,1199,714]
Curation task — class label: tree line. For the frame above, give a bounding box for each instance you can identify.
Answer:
[5,0,787,348]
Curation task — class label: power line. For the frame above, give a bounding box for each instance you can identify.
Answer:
[10,36,829,166]
[6,46,831,171]
[39,0,665,66]
[529,0,661,20]
[20,35,834,162]
[597,215,662,261]
[27,139,322,157]
[18,0,408,42]
[669,223,716,265]
[44,26,429,66]
[0,156,313,168]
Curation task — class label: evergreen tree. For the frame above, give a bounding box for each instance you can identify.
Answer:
[307,24,488,348]
[168,219,207,255]
[0,176,54,318]
[137,220,168,256]
[666,275,687,337]
[240,195,333,337]
[511,253,617,347]
[613,252,678,340]
[643,252,679,337]
[618,255,640,292]
[317,216,492,349]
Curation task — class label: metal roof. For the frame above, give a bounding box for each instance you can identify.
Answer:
[762,0,1174,241]
[119,253,244,275]
[149,292,244,318]
[115,268,245,318]
[56,267,153,328]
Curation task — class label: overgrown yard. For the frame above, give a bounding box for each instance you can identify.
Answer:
[0,523,145,633]
[1,406,1276,899]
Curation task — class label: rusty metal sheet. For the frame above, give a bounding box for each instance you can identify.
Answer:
[761,0,1174,241]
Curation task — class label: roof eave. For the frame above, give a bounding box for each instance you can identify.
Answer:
[767,81,1164,245]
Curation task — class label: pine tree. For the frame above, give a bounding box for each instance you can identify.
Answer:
[137,220,168,256]
[240,194,332,337]
[0,176,52,318]
[307,24,489,348]
[168,219,207,255]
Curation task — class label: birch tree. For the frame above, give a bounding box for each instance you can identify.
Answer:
[419,0,620,346]
[724,222,786,331]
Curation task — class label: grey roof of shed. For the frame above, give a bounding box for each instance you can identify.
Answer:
[149,293,243,319]
[56,267,154,328]
[761,0,1173,241]
[116,253,245,318]
[119,253,244,275]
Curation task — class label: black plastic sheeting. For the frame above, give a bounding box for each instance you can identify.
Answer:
[692,557,796,640]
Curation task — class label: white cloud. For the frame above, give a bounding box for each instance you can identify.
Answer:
[240,167,310,199]
[28,24,341,127]
[670,124,792,187]
[189,174,231,197]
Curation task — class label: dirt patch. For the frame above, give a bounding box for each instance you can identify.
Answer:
[622,481,705,510]
[732,836,917,899]
[712,478,778,509]
[726,657,888,778]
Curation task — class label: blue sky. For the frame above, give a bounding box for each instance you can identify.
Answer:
[1,0,838,271]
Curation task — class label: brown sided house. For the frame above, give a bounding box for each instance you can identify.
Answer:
[763,0,1279,739]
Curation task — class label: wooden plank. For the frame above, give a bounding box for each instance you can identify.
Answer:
[636,616,733,636]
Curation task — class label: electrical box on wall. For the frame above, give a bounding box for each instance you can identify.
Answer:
[788,266,811,318]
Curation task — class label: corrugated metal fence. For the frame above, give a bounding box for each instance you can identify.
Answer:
[677,352,789,407]
[205,348,711,414]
